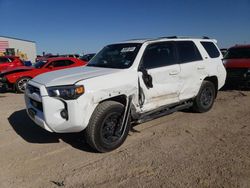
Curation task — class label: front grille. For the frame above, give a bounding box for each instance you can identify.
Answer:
[30,98,43,112]
[27,84,40,95]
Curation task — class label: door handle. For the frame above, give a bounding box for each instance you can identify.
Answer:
[169,70,179,75]
[197,66,205,70]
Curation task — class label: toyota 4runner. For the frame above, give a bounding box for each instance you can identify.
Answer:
[25,36,226,152]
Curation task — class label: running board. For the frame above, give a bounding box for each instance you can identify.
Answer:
[136,101,193,124]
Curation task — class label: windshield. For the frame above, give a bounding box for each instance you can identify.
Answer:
[224,47,250,59]
[33,61,47,68]
[87,43,142,69]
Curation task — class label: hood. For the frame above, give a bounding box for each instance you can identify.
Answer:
[0,66,34,74]
[223,58,250,68]
[32,66,122,87]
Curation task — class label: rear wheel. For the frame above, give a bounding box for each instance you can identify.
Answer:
[192,81,216,113]
[15,77,31,93]
[85,101,130,153]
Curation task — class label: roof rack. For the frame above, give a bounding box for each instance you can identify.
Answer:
[157,36,210,40]
[124,36,211,44]
[125,38,152,41]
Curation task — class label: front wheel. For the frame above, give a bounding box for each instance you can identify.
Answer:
[15,77,31,93]
[84,101,130,153]
[192,81,216,113]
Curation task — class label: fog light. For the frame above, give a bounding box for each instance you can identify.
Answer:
[60,109,68,120]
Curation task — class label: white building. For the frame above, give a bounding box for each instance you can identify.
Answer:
[0,36,37,62]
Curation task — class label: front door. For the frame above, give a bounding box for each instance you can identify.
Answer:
[138,42,181,112]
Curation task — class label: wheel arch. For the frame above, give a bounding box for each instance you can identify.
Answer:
[203,76,218,98]
[15,76,32,93]
[98,94,138,120]
[101,94,127,106]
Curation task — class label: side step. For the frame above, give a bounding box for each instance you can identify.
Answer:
[136,101,193,124]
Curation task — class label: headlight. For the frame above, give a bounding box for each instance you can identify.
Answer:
[47,85,84,100]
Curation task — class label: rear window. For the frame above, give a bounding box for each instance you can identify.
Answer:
[201,42,220,58]
[176,41,203,63]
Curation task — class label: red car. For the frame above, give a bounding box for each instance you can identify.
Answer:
[0,57,87,93]
[0,56,24,72]
[223,45,250,88]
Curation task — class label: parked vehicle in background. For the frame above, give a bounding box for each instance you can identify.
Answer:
[35,54,59,62]
[0,56,24,72]
[25,36,226,152]
[80,53,96,62]
[60,54,80,59]
[23,61,32,66]
[0,57,87,93]
[223,45,250,88]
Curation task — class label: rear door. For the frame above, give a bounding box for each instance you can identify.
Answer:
[138,41,181,112]
[176,41,206,100]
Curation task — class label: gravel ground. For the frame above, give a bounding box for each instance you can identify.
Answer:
[0,90,250,188]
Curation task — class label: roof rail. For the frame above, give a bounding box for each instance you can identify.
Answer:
[157,36,210,40]
[125,38,152,41]
[123,36,212,44]
[156,36,178,39]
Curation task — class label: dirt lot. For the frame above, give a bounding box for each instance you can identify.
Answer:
[0,90,250,188]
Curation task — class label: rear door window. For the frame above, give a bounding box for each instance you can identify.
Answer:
[201,41,220,58]
[176,41,203,63]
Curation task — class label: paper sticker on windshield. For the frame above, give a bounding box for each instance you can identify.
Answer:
[121,47,136,53]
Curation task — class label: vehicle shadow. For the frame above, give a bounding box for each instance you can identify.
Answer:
[221,85,250,91]
[0,87,15,93]
[8,109,95,153]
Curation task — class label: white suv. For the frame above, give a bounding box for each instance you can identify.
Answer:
[25,37,226,152]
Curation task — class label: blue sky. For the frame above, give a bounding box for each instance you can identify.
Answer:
[0,0,249,55]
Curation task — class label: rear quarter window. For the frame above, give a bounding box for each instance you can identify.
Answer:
[201,41,220,58]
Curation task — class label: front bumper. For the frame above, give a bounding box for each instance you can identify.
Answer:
[226,68,250,87]
[25,81,96,133]
[0,81,8,91]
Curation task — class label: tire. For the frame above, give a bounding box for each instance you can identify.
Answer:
[192,81,216,113]
[85,101,130,153]
[15,77,31,93]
